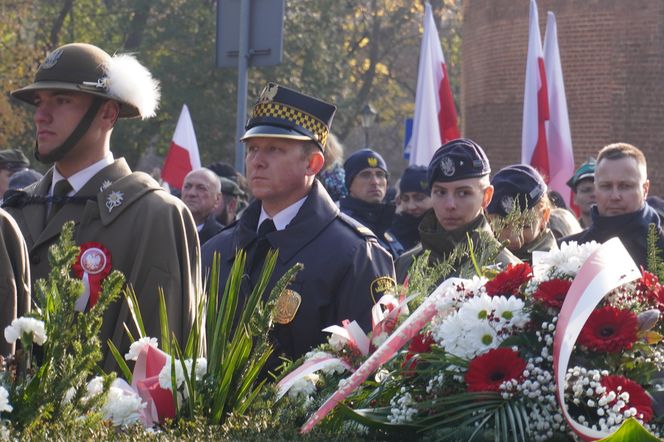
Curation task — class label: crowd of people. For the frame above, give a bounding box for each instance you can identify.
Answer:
[1,42,664,378]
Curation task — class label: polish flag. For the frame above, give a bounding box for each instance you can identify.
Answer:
[161,104,201,189]
[544,11,575,208]
[521,0,550,180]
[407,2,460,166]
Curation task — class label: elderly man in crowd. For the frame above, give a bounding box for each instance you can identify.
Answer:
[561,143,664,268]
[182,168,223,245]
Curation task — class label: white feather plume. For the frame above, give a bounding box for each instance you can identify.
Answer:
[105,53,160,119]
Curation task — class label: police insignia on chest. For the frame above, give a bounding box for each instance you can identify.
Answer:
[274,289,302,324]
[440,156,455,177]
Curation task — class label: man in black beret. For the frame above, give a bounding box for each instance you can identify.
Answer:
[339,148,403,258]
[201,83,396,373]
[395,138,520,283]
[388,165,432,251]
[486,164,558,261]
[0,149,30,200]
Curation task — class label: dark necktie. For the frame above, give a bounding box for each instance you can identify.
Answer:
[48,179,72,222]
[251,219,276,275]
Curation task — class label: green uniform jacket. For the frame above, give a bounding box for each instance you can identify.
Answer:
[5,159,201,371]
[0,208,31,356]
[513,228,558,262]
[395,211,521,284]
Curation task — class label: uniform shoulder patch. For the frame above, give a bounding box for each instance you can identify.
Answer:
[337,212,377,239]
[371,276,397,301]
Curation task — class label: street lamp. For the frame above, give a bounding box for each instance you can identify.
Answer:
[360,103,378,148]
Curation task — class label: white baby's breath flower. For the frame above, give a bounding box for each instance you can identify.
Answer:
[328,333,348,351]
[102,385,146,426]
[125,337,158,361]
[288,374,319,399]
[4,317,47,345]
[0,387,12,413]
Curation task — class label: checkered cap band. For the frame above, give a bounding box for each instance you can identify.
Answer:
[252,101,328,146]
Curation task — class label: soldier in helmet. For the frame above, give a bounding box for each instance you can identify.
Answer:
[201,83,396,374]
[5,43,200,371]
[395,139,520,283]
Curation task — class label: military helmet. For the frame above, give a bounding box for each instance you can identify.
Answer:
[11,43,159,119]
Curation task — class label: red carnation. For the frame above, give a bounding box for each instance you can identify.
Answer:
[465,348,526,392]
[578,306,638,353]
[402,332,435,375]
[636,270,664,312]
[533,278,572,309]
[601,375,653,423]
[484,263,532,297]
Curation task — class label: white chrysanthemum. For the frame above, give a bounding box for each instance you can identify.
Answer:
[534,241,600,278]
[493,296,529,328]
[193,358,207,380]
[288,374,319,399]
[0,387,12,413]
[102,385,146,426]
[4,317,47,345]
[458,293,494,322]
[321,359,348,376]
[125,337,158,361]
[432,313,466,348]
[158,358,185,391]
[328,333,348,352]
[85,376,105,400]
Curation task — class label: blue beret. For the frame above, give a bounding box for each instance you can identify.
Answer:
[427,138,490,187]
[566,158,596,189]
[343,149,388,189]
[399,165,429,194]
[487,164,547,216]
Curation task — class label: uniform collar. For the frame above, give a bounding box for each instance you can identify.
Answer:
[258,195,307,231]
[51,152,114,195]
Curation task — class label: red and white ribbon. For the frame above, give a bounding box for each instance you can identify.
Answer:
[131,344,176,425]
[553,238,641,441]
[276,354,353,400]
[72,242,112,311]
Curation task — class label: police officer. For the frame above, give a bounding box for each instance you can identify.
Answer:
[567,158,596,228]
[201,83,396,372]
[388,165,431,251]
[0,149,30,200]
[486,164,558,262]
[340,149,404,258]
[0,208,31,356]
[395,138,520,283]
[5,43,200,371]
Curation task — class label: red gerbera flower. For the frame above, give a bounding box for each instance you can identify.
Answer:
[533,278,572,309]
[601,375,653,423]
[402,332,435,375]
[465,348,526,392]
[578,306,638,353]
[484,263,533,297]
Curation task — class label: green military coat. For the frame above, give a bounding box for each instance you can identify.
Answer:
[0,208,31,356]
[5,159,201,371]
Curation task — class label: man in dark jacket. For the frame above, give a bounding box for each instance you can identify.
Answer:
[182,168,223,245]
[389,165,431,251]
[395,139,520,284]
[339,149,403,258]
[561,143,664,269]
[201,83,396,372]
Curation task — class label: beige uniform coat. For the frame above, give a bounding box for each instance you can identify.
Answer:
[5,159,201,371]
[0,208,31,356]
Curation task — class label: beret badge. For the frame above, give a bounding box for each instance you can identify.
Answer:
[440,156,455,177]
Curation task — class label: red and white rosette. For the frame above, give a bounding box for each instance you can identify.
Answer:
[72,242,112,311]
[553,238,641,441]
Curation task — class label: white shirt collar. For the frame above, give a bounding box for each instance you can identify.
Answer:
[50,152,114,196]
[258,196,307,232]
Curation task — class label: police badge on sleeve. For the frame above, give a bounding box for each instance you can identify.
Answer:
[370,276,397,302]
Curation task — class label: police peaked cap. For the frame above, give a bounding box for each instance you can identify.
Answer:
[399,165,429,194]
[487,164,547,216]
[343,148,388,189]
[566,158,596,189]
[242,82,337,151]
[11,43,160,119]
[427,138,490,187]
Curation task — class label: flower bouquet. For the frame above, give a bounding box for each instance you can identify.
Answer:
[277,239,664,440]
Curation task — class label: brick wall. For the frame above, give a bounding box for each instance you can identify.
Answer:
[462,0,664,196]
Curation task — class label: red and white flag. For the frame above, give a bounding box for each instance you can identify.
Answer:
[543,11,575,208]
[521,0,550,180]
[161,104,201,189]
[407,2,460,166]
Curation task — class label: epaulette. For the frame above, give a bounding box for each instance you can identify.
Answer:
[337,212,377,239]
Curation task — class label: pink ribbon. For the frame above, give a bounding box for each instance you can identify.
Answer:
[276,354,353,400]
[131,345,176,424]
[553,238,640,441]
